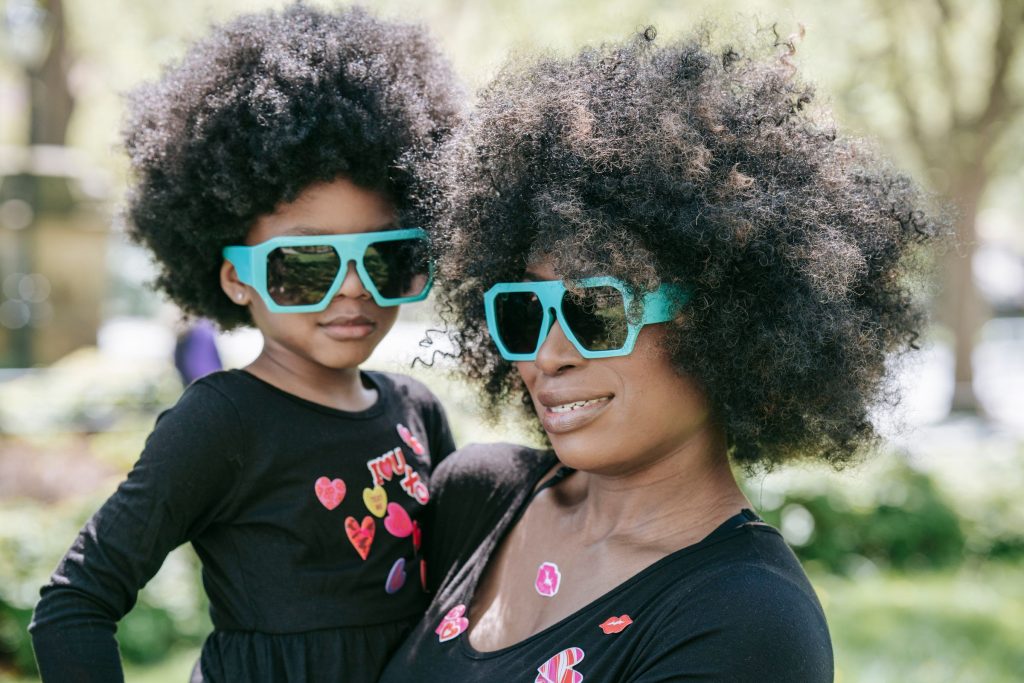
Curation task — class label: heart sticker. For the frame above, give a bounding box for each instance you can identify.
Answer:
[411,520,422,551]
[314,477,346,510]
[397,423,426,456]
[384,502,414,538]
[535,562,561,597]
[434,604,469,643]
[598,615,633,634]
[363,486,388,517]
[344,515,375,560]
[420,559,428,591]
[535,646,585,683]
[385,557,407,594]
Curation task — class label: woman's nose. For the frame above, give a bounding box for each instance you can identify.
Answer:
[533,314,583,375]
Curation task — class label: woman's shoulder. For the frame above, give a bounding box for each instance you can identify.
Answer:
[631,523,833,680]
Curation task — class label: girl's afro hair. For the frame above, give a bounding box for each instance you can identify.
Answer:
[429,27,943,468]
[124,3,462,328]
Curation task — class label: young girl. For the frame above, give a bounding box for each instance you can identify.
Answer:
[29,6,461,682]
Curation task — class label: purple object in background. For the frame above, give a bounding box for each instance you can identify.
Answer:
[173,319,223,385]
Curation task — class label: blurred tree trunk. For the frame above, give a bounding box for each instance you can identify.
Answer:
[859,0,1024,415]
[27,0,73,145]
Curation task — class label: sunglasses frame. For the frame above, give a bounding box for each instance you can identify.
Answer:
[483,276,690,361]
[222,228,433,313]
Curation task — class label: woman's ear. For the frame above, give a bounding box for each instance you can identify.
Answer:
[220,260,250,306]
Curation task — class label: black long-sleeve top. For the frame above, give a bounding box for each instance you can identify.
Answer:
[30,369,455,682]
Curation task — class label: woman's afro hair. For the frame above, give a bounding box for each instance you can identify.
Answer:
[123,3,462,328]
[429,27,943,468]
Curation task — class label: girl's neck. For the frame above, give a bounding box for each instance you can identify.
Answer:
[550,426,750,551]
[245,347,377,412]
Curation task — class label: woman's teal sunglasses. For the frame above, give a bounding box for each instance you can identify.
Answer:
[483,276,690,360]
[222,228,432,313]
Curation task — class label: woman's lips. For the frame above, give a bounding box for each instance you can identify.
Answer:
[539,395,612,434]
[318,315,376,340]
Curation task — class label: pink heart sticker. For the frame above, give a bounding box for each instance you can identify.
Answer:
[314,477,346,510]
[411,520,422,551]
[397,423,426,456]
[535,647,585,683]
[383,502,414,538]
[434,604,469,643]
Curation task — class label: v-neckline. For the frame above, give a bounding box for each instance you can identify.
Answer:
[456,453,758,659]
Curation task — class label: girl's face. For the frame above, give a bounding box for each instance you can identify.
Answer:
[222,177,400,371]
[516,261,713,476]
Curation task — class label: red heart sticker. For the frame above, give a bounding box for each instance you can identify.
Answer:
[314,477,346,510]
[344,515,375,560]
[411,520,422,551]
[598,615,633,634]
[420,559,428,591]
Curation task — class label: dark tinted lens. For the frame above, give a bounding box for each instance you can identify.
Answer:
[266,245,340,306]
[494,291,544,354]
[363,237,430,299]
[561,285,628,351]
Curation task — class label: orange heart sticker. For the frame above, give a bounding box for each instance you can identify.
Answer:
[344,515,375,560]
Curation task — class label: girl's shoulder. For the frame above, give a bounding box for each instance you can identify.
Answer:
[365,370,444,408]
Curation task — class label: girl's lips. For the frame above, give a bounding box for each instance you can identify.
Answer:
[540,396,612,434]
[318,316,376,340]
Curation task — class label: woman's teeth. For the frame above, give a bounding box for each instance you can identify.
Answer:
[549,397,609,413]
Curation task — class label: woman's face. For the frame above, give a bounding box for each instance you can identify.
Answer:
[516,261,714,476]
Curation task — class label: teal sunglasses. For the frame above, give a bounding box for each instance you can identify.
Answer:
[222,228,433,313]
[483,276,690,360]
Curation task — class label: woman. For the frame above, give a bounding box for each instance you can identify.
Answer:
[382,27,938,682]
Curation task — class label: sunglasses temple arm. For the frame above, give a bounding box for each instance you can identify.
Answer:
[641,284,691,324]
[222,246,256,286]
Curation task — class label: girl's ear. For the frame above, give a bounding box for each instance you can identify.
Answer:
[220,261,250,306]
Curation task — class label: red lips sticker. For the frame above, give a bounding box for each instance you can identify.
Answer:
[314,477,346,510]
[598,615,633,634]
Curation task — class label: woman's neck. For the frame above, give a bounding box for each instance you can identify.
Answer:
[550,425,750,551]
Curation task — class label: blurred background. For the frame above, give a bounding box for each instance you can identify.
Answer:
[0,0,1022,680]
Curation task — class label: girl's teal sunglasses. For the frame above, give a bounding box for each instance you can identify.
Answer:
[222,228,432,313]
[483,276,690,360]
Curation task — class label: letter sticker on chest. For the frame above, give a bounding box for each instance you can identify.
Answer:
[365,439,430,505]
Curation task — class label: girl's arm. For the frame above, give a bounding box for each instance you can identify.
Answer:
[29,381,243,682]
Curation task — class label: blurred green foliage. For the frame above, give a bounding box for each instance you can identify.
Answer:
[0,497,210,676]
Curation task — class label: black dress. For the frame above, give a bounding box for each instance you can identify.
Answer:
[30,369,455,682]
[380,443,833,683]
